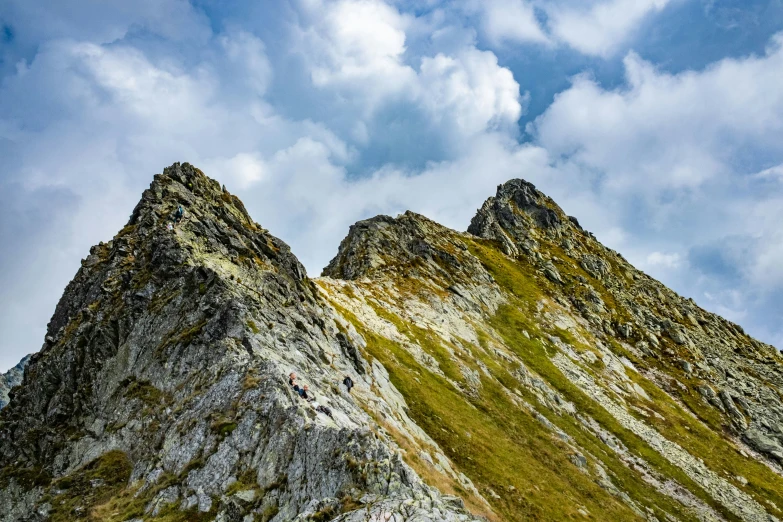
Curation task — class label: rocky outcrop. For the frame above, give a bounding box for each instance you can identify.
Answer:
[470,180,783,466]
[0,163,481,522]
[0,355,30,409]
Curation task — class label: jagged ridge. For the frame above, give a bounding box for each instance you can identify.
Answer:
[0,163,481,522]
[317,179,783,522]
[3,167,783,522]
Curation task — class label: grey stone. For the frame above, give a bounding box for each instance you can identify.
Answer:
[0,355,30,410]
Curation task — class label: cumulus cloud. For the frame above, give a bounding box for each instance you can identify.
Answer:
[529,32,783,347]
[464,0,549,45]
[457,0,675,57]
[290,0,525,153]
[418,48,524,137]
[293,0,417,106]
[1,0,783,372]
[533,37,783,196]
[545,0,674,57]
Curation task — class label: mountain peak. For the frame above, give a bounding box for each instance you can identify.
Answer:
[322,211,470,279]
[468,178,586,256]
[4,164,783,522]
[0,164,482,522]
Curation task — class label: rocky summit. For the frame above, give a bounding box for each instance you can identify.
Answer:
[1,164,783,522]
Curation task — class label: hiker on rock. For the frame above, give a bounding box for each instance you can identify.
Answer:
[343,376,354,393]
[289,372,300,392]
[173,205,185,224]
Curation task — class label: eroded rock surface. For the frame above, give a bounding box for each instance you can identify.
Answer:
[0,355,29,409]
[0,164,481,522]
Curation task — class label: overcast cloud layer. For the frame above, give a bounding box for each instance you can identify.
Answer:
[1,0,782,370]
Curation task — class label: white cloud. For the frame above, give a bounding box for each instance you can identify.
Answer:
[418,48,524,136]
[742,198,783,289]
[291,0,524,147]
[645,251,681,269]
[219,31,273,96]
[293,0,417,106]
[755,163,783,180]
[533,38,783,195]
[204,153,267,189]
[702,289,748,324]
[465,0,549,45]
[546,0,674,57]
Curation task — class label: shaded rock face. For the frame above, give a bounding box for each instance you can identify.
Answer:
[0,164,480,522]
[0,355,30,409]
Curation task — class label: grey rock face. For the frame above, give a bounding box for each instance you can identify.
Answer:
[323,211,492,289]
[0,163,482,522]
[0,355,30,409]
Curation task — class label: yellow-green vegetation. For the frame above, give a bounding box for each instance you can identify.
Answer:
[488,302,734,521]
[623,367,783,518]
[80,462,221,521]
[91,481,216,522]
[332,302,642,521]
[323,234,783,521]
[211,418,238,437]
[247,319,260,334]
[243,372,262,390]
[45,450,132,522]
[121,376,170,407]
[156,318,208,356]
[0,464,51,490]
[470,235,783,518]
[466,238,744,520]
[148,289,180,313]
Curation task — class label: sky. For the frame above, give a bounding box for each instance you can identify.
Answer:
[1,0,782,371]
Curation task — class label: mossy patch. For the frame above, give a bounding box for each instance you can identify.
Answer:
[120,376,171,409]
[247,319,260,334]
[0,464,52,490]
[46,450,132,522]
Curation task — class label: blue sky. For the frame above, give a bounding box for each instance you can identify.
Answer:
[1,0,782,371]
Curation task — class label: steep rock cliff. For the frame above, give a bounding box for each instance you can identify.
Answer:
[0,163,480,522]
